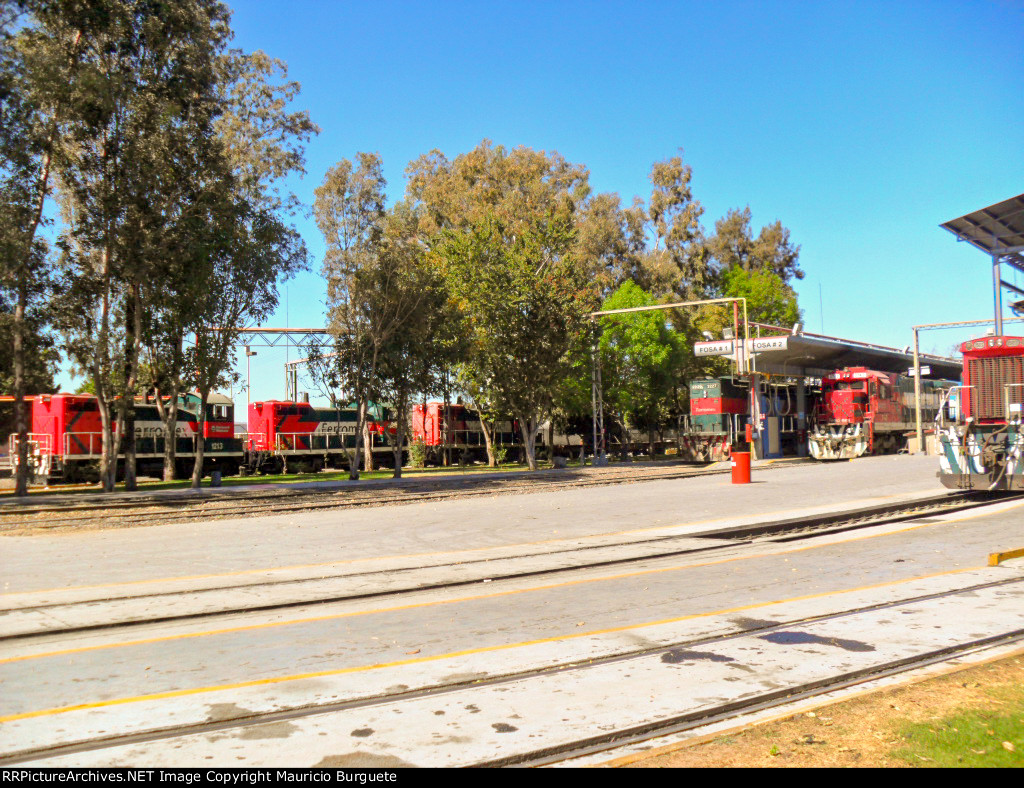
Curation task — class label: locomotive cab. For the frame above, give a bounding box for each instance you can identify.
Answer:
[936,335,1024,490]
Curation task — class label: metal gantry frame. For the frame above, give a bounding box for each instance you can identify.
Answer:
[588,297,749,463]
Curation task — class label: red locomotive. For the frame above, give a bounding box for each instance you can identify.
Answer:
[410,402,519,464]
[809,368,949,460]
[12,392,240,482]
[244,400,393,473]
[936,336,1024,490]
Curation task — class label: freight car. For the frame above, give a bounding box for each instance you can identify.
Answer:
[936,336,1024,490]
[809,368,951,460]
[10,392,241,482]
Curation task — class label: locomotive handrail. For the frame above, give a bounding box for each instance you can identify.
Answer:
[1005,383,1024,423]
[9,433,52,461]
[935,385,974,429]
[63,432,104,457]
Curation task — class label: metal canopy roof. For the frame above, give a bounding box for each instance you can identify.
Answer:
[940,193,1024,269]
[694,332,962,380]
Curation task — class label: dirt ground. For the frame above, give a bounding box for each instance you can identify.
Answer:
[617,649,1024,768]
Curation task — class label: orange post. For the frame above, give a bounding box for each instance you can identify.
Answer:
[731,451,751,484]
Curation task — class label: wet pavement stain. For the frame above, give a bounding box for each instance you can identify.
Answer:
[465,704,481,714]
[315,754,417,768]
[726,663,757,673]
[492,723,518,733]
[204,703,254,723]
[350,728,374,738]
[661,648,735,664]
[729,617,780,631]
[238,721,297,740]
[758,631,875,652]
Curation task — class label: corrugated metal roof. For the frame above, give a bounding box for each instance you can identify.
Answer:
[940,193,1024,269]
[695,331,962,379]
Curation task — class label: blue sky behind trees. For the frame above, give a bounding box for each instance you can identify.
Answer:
[73,1,1024,401]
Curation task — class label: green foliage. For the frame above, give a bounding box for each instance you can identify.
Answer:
[598,281,686,442]
[720,266,801,327]
[437,213,593,469]
[408,438,427,468]
[704,206,803,285]
[890,702,1024,767]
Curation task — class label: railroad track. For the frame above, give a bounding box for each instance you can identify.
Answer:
[0,459,808,531]
[0,490,1006,640]
[5,574,1023,767]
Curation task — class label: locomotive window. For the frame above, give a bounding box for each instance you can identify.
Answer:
[836,382,864,391]
[869,382,877,396]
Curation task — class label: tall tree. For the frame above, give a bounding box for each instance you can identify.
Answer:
[47,0,233,491]
[437,216,593,470]
[406,140,597,468]
[315,153,387,480]
[703,206,803,285]
[0,0,84,494]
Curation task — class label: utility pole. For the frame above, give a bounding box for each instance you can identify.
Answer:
[245,345,257,415]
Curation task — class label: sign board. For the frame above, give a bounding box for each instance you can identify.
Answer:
[695,340,734,357]
[907,366,931,376]
[750,336,789,352]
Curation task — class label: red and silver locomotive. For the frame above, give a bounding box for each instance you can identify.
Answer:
[809,368,950,460]
[936,336,1024,490]
[12,392,241,482]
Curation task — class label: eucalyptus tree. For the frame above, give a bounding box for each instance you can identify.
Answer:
[703,206,803,286]
[0,0,84,494]
[179,48,316,487]
[405,141,596,468]
[187,192,307,488]
[436,216,593,471]
[373,205,450,478]
[315,153,387,479]
[45,0,234,491]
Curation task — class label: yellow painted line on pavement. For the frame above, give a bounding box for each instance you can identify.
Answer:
[4,499,1021,669]
[0,565,987,724]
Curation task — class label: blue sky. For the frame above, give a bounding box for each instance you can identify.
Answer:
[65,1,1024,401]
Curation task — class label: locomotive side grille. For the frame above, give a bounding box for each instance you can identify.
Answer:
[967,356,1024,420]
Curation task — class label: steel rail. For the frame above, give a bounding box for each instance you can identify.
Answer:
[1,460,815,530]
[0,491,1004,641]
[3,575,1022,767]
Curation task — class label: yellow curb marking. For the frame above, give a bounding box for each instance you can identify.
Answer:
[989,547,1024,566]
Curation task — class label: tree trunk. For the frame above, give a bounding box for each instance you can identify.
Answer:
[348,400,365,480]
[123,283,141,490]
[191,388,208,489]
[390,393,407,480]
[13,277,29,495]
[519,413,540,471]
[363,418,374,472]
[470,404,496,466]
[154,384,180,481]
